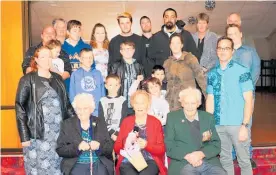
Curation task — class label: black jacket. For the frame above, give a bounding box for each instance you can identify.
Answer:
[148,24,199,67]
[108,59,145,95]
[56,116,114,175]
[15,71,76,142]
[22,42,72,75]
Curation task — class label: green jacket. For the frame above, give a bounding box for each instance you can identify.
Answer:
[165,110,222,175]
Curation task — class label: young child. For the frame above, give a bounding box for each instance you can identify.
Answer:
[62,20,92,91]
[109,41,145,115]
[46,39,68,80]
[69,48,105,117]
[98,74,128,142]
[151,65,167,99]
[145,77,170,126]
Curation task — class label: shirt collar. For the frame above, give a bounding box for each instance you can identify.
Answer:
[164,25,180,37]
[216,59,234,73]
[185,111,199,122]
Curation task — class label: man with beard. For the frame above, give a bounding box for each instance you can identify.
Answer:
[140,16,154,77]
[148,8,199,67]
[108,12,142,70]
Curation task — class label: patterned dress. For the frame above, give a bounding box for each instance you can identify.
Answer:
[23,80,62,175]
[93,49,109,81]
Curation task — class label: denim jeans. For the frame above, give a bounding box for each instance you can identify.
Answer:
[216,126,252,175]
[180,161,226,175]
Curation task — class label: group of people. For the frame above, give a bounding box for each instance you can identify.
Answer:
[15,7,260,175]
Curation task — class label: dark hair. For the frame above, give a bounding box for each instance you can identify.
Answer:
[106,74,121,83]
[145,77,162,93]
[196,13,209,24]
[79,48,93,56]
[120,41,135,49]
[90,23,109,49]
[225,24,242,36]
[169,33,184,45]
[140,16,151,24]
[163,8,177,18]
[67,20,82,31]
[217,36,234,50]
[152,65,165,74]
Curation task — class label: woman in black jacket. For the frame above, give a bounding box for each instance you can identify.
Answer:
[56,93,114,175]
[15,46,76,175]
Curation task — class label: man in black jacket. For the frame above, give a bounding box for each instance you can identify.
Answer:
[22,26,71,77]
[148,8,199,68]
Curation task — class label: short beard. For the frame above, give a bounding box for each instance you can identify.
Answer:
[165,22,174,30]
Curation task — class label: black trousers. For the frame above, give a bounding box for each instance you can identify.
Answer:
[70,161,109,175]
[120,160,159,175]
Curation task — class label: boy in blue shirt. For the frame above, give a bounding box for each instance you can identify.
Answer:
[62,20,92,91]
[70,48,105,117]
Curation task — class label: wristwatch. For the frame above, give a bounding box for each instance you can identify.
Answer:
[242,123,249,128]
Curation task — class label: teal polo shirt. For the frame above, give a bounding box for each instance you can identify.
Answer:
[207,60,254,126]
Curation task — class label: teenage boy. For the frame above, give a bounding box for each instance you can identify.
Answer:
[62,20,92,91]
[109,41,145,115]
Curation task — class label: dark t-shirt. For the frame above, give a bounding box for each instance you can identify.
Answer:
[108,34,142,66]
[141,35,154,78]
[197,38,205,62]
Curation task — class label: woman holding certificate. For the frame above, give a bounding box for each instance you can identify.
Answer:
[114,90,167,175]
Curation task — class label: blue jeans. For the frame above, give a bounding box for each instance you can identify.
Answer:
[216,126,252,175]
[180,161,226,175]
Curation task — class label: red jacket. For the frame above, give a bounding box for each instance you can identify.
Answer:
[114,115,167,175]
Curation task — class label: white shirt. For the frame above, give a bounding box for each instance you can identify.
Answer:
[52,58,64,73]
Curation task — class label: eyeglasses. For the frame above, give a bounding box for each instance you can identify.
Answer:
[217,47,232,52]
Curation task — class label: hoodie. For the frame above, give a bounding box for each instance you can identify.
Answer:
[62,38,93,92]
[69,67,105,117]
[148,20,199,67]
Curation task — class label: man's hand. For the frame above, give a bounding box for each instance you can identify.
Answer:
[21,141,31,147]
[184,151,205,167]
[78,141,90,151]
[89,141,100,151]
[137,138,147,149]
[239,125,248,142]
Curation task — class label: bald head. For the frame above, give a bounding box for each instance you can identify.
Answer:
[227,13,242,26]
[41,26,56,45]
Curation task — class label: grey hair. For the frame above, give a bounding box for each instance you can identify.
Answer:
[72,93,95,109]
[179,87,202,105]
[52,18,67,26]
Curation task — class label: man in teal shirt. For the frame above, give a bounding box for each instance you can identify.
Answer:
[206,36,254,175]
